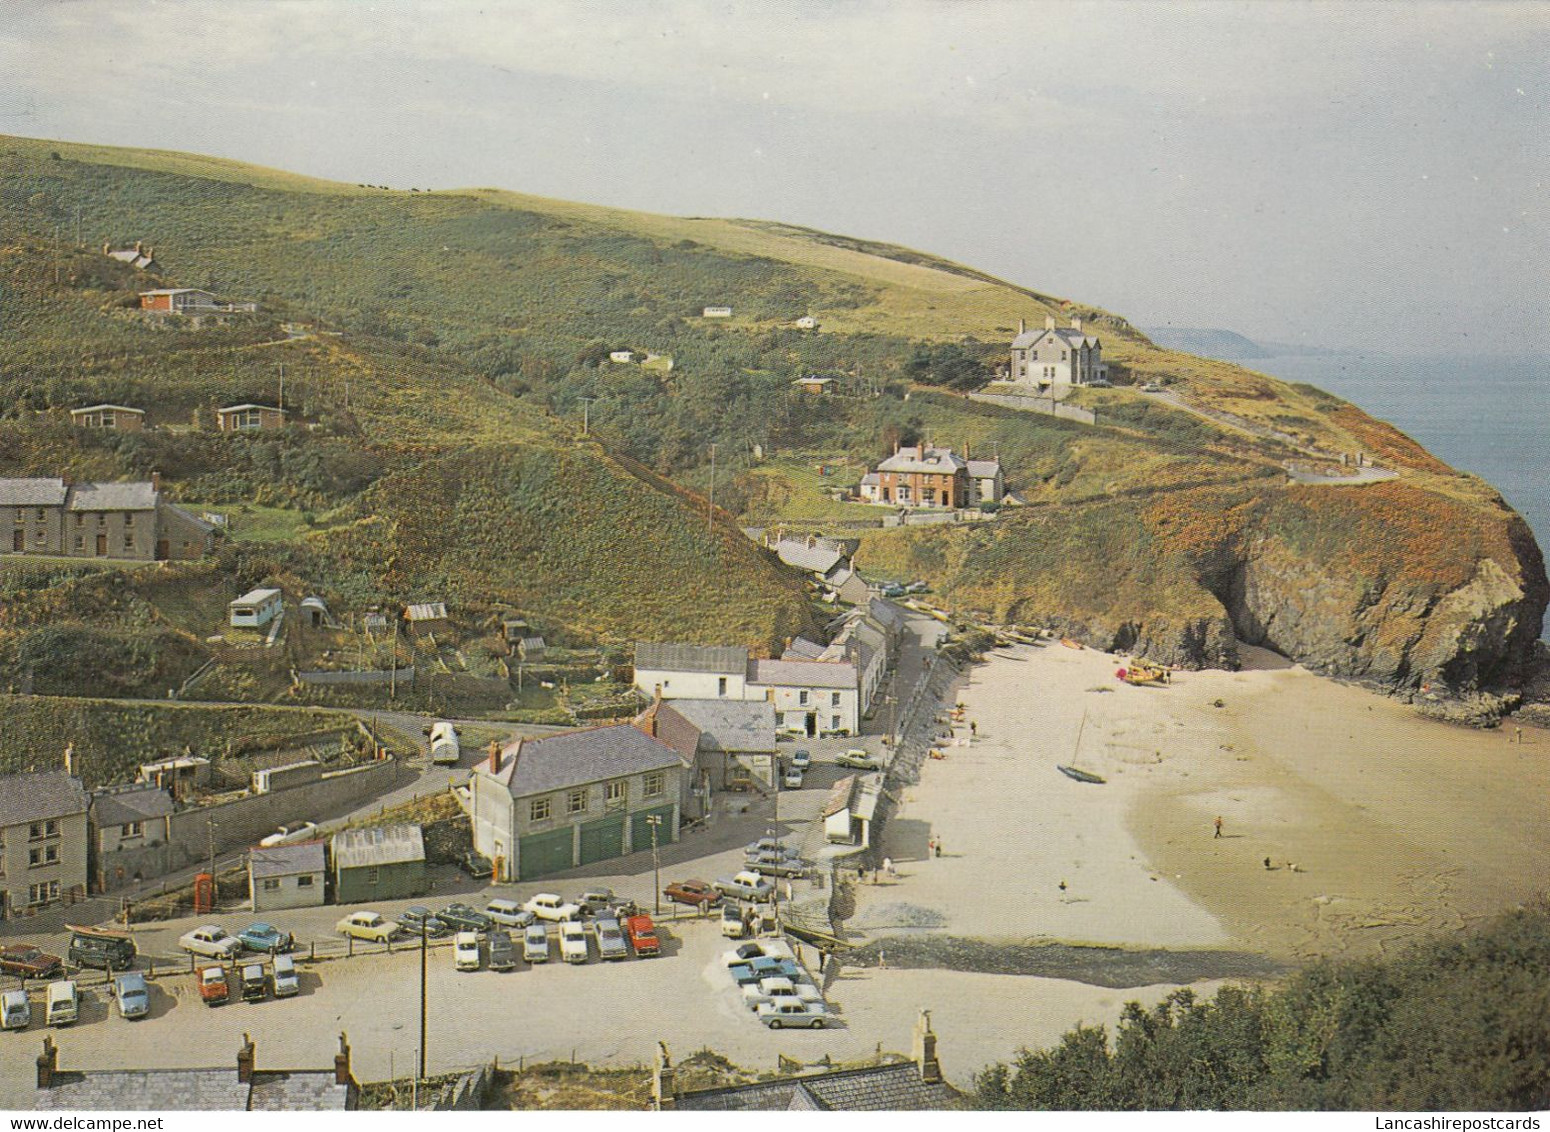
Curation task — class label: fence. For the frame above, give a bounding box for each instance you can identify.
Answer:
[968,391,1098,425]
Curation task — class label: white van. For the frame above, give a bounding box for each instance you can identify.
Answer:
[45,981,77,1027]
[428,722,461,766]
[1,989,30,1030]
[270,954,299,997]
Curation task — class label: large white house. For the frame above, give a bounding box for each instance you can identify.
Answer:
[633,642,863,737]
[633,643,750,700]
[1008,316,1106,389]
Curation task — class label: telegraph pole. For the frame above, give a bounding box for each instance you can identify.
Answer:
[578,397,598,436]
[418,921,428,1082]
[707,444,717,534]
[647,814,663,916]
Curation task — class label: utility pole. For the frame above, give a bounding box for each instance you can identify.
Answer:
[206,817,217,877]
[418,920,428,1082]
[707,443,717,534]
[278,365,285,414]
[578,397,598,436]
[647,814,663,916]
[389,618,398,701]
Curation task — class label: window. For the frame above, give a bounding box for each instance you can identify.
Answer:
[28,823,41,840]
[643,771,665,798]
[97,514,106,527]
[831,692,841,707]
[121,821,143,838]
[718,676,727,696]
[75,513,83,526]
[28,845,58,867]
[73,535,83,551]
[124,513,135,528]
[13,509,21,524]
[34,529,44,544]
[262,878,281,891]
[35,508,45,522]
[798,690,809,705]
[45,820,58,837]
[605,780,627,804]
[123,534,135,551]
[366,866,380,885]
[530,798,551,822]
[27,881,59,905]
[297,874,315,887]
[832,715,841,730]
[568,789,587,815]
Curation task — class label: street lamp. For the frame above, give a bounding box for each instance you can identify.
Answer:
[646,814,663,916]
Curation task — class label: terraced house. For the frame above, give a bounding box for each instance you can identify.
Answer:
[467,725,682,883]
[0,475,214,561]
[0,771,89,919]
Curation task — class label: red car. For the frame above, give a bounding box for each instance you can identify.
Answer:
[663,879,721,909]
[0,945,62,979]
[625,914,661,957]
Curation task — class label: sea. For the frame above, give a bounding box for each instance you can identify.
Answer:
[1248,352,1550,639]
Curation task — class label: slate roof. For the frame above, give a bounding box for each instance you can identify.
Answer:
[773,538,845,576]
[634,642,749,675]
[867,598,907,632]
[35,1069,352,1111]
[250,841,326,879]
[90,785,174,827]
[823,774,857,819]
[662,699,776,753]
[860,471,881,487]
[876,446,967,475]
[0,772,88,828]
[781,637,827,660]
[966,459,1002,478]
[67,481,158,512]
[331,825,424,871]
[1011,325,1101,350]
[0,478,68,507]
[747,658,857,690]
[675,1061,963,1110]
[486,725,682,798]
[165,504,217,534]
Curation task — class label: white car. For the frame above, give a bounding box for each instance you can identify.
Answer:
[179,925,242,960]
[484,898,534,927]
[335,911,398,942]
[45,980,78,1027]
[259,822,318,848]
[742,975,797,1012]
[271,954,299,998]
[1,989,30,1030]
[523,923,550,963]
[758,999,830,1029]
[523,893,582,922]
[558,921,589,964]
[722,938,794,967]
[782,767,804,789]
[453,932,482,971]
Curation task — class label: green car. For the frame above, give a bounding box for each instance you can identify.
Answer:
[434,903,492,932]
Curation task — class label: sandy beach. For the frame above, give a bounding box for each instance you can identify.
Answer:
[861,640,1550,965]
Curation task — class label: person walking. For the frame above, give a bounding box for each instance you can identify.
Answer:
[934,839,943,858]
[1213,816,1224,839]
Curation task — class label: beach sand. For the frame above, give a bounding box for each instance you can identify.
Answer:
[861,641,1550,965]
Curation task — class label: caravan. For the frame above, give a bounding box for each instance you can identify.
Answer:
[427,721,461,766]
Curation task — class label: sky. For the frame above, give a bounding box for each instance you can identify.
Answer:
[2,0,1547,354]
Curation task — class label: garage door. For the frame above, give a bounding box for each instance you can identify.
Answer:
[518,828,574,881]
[630,805,675,852]
[578,814,625,866]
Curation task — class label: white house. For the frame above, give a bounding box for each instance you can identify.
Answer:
[966,458,1005,504]
[823,773,882,846]
[1008,316,1107,389]
[747,658,860,737]
[633,643,750,700]
[248,841,326,912]
[229,587,283,628]
[609,350,637,364]
[702,306,733,319]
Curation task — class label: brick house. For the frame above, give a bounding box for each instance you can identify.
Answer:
[216,404,287,432]
[861,445,968,508]
[139,288,219,313]
[70,405,145,431]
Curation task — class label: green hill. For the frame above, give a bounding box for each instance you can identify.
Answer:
[0,133,1543,698]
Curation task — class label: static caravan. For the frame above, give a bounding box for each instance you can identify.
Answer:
[229,587,283,629]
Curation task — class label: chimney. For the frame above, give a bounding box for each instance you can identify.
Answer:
[913,1009,942,1084]
[36,1037,58,1090]
[1018,318,1026,335]
[62,742,74,778]
[807,535,817,550]
[334,1033,353,1087]
[237,1034,256,1083]
[486,740,502,775]
[1045,315,1056,331]
[146,248,154,261]
[652,1042,677,1110]
[134,241,143,253]
[1071,317,1083,332]
[60,470,73,488]
[102,242,111,256]
[151,470,161,494]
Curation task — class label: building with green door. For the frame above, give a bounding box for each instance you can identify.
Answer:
[467,724,682,883]
[330,825,427,905]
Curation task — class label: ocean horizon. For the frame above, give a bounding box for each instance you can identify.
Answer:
[1247,352,1550,640]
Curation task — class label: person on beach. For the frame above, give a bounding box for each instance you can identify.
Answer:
[883,856,894,878]
[1214,816,1224,839]
[1264,856,1272,870]
[970,721,977,739]
[1058,880,1067,893]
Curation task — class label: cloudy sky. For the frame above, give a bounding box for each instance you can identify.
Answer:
[3,0,1546,353]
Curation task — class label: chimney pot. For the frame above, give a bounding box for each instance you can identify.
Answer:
[334,1033,352,1087]
[913,1009,942,1084]
[151,470,161,494]
[486,740,501,775]
[37,1036,58,1090]
[237,1034,256,1083]
[1018,318,1026,335]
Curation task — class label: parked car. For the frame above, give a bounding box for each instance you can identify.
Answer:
[782,767,805,789]
[237,923,293,953]
[744,838,800,859]
[399,906,450,937]
[67,926,136,971]
[1141,383,1164,393]
[558,921,589,964]
[790,749,812,770]
[758,999,830,1029]
[240,963,267,1003]
[720,903,747,938]
[0,945,62,979]
[835,749,880,771]
[722,939,795,966]
[271,954,299,998]
[180,926,242,960]
[487,930,517,971]
[742,975,798,1012]
[663,879,721,909]
[746,853,805,879]
[593,917,629,961]
[624,914,660,957]
[453,932,482,972]
[435,903,493,933]
[728,957,802,986]
[878,582,906,598]
[335,911,398,942]
[459,851,495,879]
[484,899,535,928]
[713,871,775,903]
[904,580,930,594]
[198,966,229,1006]
[44,980,78,1027]
[1,989,30,1030]
[112,972,150,1019]
[574,888,617,916]
[523,923,550,964]
[523,893,582,922]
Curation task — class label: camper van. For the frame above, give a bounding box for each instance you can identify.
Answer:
[427,721,461,766]
[45,981,78,1027]
[67,925,137,971]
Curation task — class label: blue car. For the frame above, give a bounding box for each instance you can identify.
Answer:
[237,923,294,953]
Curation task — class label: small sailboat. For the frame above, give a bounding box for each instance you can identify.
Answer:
[1057,764,1107,785]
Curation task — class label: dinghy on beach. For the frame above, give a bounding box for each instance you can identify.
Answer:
[1057,764,1107,784]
